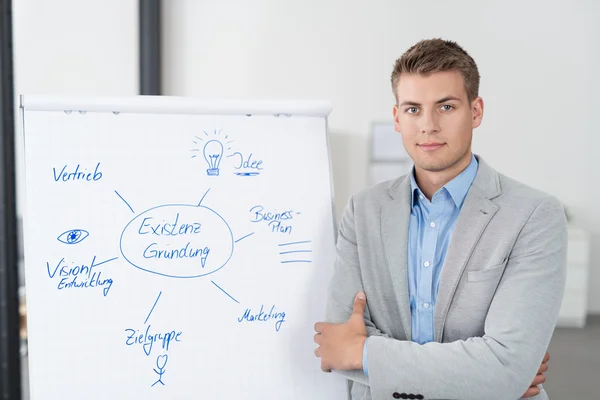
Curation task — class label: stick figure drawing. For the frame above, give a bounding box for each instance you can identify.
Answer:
[152,354,168,387]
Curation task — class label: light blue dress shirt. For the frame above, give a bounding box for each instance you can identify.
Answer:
[363,154,478,376]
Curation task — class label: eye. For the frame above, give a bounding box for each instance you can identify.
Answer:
[57,229,89,245]
[441,104,454,111]
[405,107,419,114]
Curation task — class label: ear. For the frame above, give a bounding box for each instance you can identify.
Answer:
[471,97,484,129]
[393,104,401,133]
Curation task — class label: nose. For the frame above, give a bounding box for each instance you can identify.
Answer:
[420,109,440,134]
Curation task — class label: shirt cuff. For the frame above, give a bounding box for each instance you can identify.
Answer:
[362,336,370,377]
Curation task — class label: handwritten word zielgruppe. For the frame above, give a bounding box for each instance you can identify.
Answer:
[125,325,183,356]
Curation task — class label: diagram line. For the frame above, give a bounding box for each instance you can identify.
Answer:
[198,188,211,206]
[278,240,312,247]
[211,281,240,304]
[94,256,119,267]
[235,232,255,243]
[115,190,135,214]
[279,250,312,255]
[195,135,204,142]
[281,260,312,264]
[144,291,163,325]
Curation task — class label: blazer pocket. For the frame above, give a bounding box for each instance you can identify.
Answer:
[467,260,507,283]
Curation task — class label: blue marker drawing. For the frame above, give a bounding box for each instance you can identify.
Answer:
[203,140,224,176]
[228,152,263,176]
[47,255,117,296]
[57,229,89,245]
[279,240,311,247]
[120,203,234,279]
[234,172,260,176]
[211,280,240,304]
[53,162,103,182]
[281,260,312,264]
[235,232,254,243]
[152,355,169,387]
[197,188,211,206]
[278,240,312,264]
[144,291,162,325]
[115,190,135,214]
[238,305,286,332]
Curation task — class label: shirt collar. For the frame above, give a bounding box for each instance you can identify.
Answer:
[410,153,479,209]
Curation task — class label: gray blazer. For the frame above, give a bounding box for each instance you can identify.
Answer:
[325,155,567,400]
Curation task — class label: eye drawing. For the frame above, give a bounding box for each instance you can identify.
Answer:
[57,229,89,245]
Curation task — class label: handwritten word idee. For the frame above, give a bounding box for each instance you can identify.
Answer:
[231,152,263,170]
[238,305,286,332]
[53,162,103,182]
[125,325,183,356]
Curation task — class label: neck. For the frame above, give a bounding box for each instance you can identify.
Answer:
[414,152,473,200]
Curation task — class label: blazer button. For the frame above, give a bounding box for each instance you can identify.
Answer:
[392,393,400,399]
[416,395,424,400]
[400,394,408,399]
[408,395,416,399]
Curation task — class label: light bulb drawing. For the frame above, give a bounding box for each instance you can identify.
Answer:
[203,140,224,176]
[190,129,235,177]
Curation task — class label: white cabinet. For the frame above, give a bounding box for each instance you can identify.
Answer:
[557,227,591,327]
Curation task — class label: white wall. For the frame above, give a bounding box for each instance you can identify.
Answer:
[13,0,139,203]
[163,0,600,312]
[11,0,599,312]
[12,0,139,284]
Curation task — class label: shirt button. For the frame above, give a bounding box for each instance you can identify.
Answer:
[419,194,424,200]
[430,222,436,228]
[423,302,430,309]
[423,261,430,267]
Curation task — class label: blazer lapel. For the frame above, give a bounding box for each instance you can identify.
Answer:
[381,176,412,340]
[433,156,501,342]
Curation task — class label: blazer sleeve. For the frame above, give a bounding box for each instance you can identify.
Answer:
[366,196,568,400]
[324,195,392,386]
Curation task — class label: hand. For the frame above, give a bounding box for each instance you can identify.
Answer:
[522,352,550,398]
[314,292,368,372]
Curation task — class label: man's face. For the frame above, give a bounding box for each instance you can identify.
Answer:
[393,70,483,173]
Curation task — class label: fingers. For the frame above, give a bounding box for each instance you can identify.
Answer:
[313,333,322,344]
[538,361,548,374]
[522,385,541,398]
[543,352,550,363]
[314,322,324,333]
[314,348,331,372]
[531,373,546,386]
[352,292,366,317]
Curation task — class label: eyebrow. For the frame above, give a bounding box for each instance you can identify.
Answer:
[399,96,462,107]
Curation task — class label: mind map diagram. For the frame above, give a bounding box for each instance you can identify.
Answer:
[45,125,311,388]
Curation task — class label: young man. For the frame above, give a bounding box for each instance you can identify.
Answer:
[314,39,566,400]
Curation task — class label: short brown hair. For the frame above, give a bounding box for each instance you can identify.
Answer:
[391,38,480,103]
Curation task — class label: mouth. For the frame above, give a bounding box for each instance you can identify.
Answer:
[417,143,445,152]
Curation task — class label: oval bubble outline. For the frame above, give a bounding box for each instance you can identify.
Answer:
[119,203,234,279]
